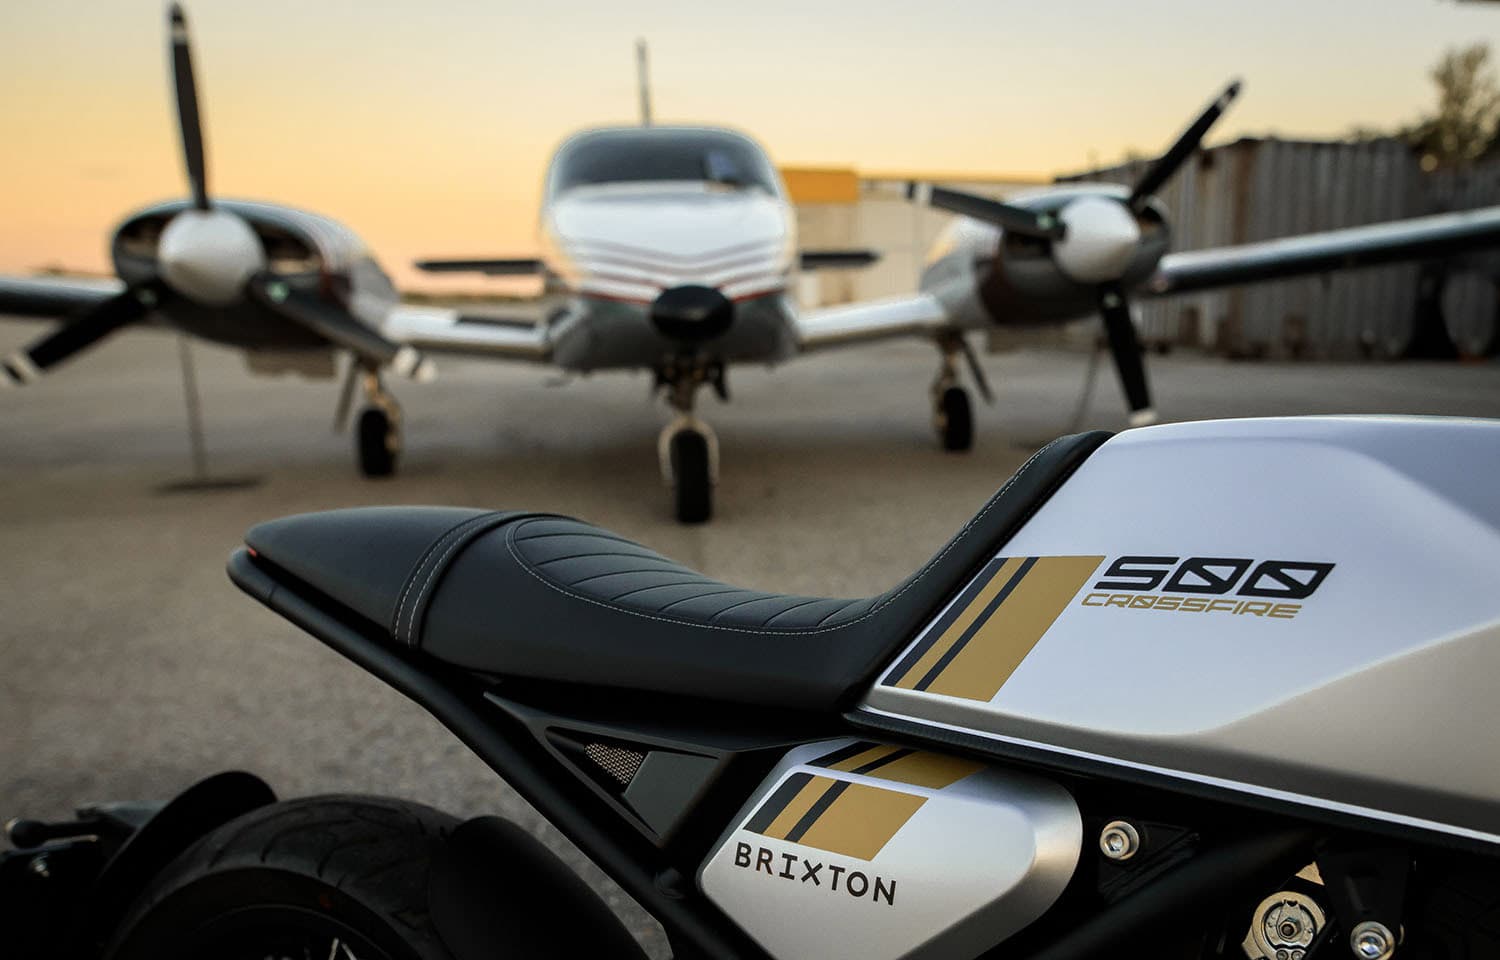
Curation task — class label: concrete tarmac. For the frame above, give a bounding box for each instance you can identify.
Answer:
[3,324,1497,953]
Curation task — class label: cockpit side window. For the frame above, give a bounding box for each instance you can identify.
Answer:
[549,129,779,196]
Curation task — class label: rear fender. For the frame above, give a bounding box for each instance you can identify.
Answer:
[429,816,647,960]
[76,771,275,954]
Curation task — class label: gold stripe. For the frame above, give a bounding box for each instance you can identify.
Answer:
[762,776,834,840]
[924,555,1103,702]
[893,557,1023,689]
[794,783,926,860]
[826,744,902,773]
[866,751,984,789]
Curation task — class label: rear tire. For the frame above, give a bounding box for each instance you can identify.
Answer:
[671,429,712,524]
[358,407,398,477]
[936,385,973,452]
[107,796,458,960]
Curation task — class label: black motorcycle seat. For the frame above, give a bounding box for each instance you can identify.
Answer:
[240,431,1109,712]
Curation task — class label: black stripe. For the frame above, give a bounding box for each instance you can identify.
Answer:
[746,773,811,835]
[851,747,915,776]
[884,558,1007,685]
[783,780,850,844]
[811,742,877,769]
[913,556,1037,693]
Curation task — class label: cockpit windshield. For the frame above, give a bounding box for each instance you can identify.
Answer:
[548,128,780,197]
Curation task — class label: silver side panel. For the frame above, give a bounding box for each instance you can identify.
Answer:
[860,416,1500,843]
[699,740,1079,960]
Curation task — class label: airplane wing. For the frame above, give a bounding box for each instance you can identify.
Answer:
[412,258,543,276]
[1147,206,1500,296]
[382,304,551,362]
[795,292,950,352]
[0,275,127,320]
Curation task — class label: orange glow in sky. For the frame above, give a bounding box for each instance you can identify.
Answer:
[3,0,1497,290]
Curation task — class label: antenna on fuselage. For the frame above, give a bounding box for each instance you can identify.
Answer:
[636,38,653,126]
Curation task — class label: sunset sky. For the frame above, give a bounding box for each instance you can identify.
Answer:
[3,0,1498,290]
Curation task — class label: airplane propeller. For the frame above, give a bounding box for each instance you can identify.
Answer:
[908,79,1243,426]
[5,4,427,386]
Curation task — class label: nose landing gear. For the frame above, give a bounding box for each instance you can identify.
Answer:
[655,358,725,523]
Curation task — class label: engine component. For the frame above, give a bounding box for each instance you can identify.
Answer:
[1242,889,1325,960]
[699,739,1080,960]
[1349,921,1395,960]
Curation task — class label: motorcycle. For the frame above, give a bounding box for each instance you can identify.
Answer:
[6,416,1499,959]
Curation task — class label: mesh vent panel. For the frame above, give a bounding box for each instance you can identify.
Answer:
[584,743,646,786]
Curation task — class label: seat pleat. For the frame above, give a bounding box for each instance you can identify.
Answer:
[563,570,710,596]
[709,595,824,625]
[524,538,667,564]
[546,555,688,583]
[656,589,764,617]
[761,597,855,627]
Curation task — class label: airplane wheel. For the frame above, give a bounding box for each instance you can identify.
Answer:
[357,407,398,478]
[936,386,973,452]
[671,429,712,524]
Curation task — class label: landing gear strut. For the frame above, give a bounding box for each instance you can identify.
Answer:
[355,369,401,478]
[655,357,723,524]
[933,334,983,452]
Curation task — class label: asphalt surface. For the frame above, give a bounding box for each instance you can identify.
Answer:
[3,322,1498,954]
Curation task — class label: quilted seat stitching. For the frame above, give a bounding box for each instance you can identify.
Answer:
[656,588,756,612]
[501,437,1063,637]
[609,579,740,602]
[567,566,701,587]
[534,550,672,566]
[761,597,830,626]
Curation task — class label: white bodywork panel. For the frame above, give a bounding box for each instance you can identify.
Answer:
[862,416,1500,843]
[699,739,1079,960]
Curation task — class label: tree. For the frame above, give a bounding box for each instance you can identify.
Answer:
[1406,44,1500,169]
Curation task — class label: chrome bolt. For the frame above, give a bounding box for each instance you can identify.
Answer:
[1280,917,1302,939]
[1350,921,1395,960]
[28,855,49,878]
[1098,820,1140,861]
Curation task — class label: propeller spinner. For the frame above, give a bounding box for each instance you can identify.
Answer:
[907,79,1243,426]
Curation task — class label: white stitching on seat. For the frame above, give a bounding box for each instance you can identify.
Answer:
[393,514,487,640]
[502,437,1065,637]
[396,513,498,643]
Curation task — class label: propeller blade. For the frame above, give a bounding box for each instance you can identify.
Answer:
[245,275,433,381]
[2,285,159,386]
[1097,283,1156,425]
[907,183,1065,240]
[1128,79,1242,212]
[168,3,210,210]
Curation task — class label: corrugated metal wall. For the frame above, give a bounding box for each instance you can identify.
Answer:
[1063,139,1500,359]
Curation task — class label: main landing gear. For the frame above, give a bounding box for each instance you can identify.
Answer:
[932,333,990,452]
[353,368,402,478]
[656,357,725,524]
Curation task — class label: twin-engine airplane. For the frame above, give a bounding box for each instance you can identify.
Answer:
[9,8,1500,524]
[401,77,1500,521]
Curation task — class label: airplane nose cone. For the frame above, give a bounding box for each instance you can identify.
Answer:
[650,285,734,341]
[157,208,265,305]
[1052,196,1142,284]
